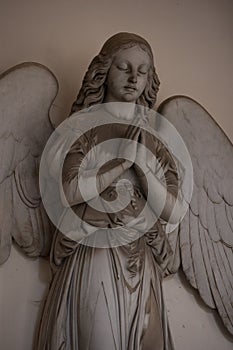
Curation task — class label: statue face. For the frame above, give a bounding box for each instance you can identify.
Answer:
[104,45,151,103]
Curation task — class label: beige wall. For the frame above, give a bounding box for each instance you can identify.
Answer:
[0,0,233,349]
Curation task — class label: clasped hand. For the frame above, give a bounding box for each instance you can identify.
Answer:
[118,125,150,176]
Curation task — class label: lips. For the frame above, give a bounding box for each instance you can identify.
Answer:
[124,86,137,92]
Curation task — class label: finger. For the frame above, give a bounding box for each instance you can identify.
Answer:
[125,125,140,140]
[125,124,135,139]
[139,129,146,144]
[131,127,141,142]
[136,143,145,158]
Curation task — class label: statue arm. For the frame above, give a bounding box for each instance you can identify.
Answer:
[62,124,142,207]
[134,131,182,224]
[136,168,181,224]
[62,141,131,206]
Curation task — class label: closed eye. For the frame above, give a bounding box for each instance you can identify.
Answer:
[117,64,129,71]
[138,70,148,75]
[138,65,149,75]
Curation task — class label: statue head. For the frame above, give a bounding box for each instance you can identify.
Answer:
[71,32,160,114]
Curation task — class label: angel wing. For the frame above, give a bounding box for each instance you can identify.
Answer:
[0,62,58,264]
[158,95,233,335]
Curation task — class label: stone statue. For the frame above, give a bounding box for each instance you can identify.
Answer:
[37,32,183,350]
[0,32,232,350]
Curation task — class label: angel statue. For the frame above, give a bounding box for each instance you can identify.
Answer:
[0,32,232,350]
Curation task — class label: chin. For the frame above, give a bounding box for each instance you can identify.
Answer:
[122,94,138,103]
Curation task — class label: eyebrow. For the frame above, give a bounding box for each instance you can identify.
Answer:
[115,59,150,68]
[138,63,150,68]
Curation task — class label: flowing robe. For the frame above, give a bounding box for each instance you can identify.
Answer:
[36,119,178,350]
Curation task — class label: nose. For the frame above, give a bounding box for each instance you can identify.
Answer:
[128,70,137,83]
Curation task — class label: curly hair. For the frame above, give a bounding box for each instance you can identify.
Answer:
[70,32,160,114]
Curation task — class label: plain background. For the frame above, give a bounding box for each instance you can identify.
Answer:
[0,0,233,349]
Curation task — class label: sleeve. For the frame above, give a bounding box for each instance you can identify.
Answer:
[144,136,180,275]
[145,220,173,276]
[151,135,179,197]
[62,134,88,183]
[61,133,93,206]
[50,231,80,271]
[45,134,88,269]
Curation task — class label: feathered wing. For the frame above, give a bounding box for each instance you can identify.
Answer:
[0,62,58,264]
[158,95,233,335]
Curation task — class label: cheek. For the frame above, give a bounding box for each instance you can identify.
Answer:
[109,75,125,91]
[138,76,148,91]
[109,79,121,93]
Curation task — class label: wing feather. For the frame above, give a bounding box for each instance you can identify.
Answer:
[223,244,233,276]
[226,204,233,234]
[215,241,233,298]
[190,211,214,307]
[204,233,233,331]
[0,178,13,264]
[198,223,215,308]
[189,182,199,216]
[203,170,222,204]
[158,95,233,335]
[197,187,208,229]
[0,63,58,264]
[206,198,220,242]
[179,211,197,288]
[214,201,233,246]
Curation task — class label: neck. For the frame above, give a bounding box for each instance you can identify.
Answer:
[103,102,137,121]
